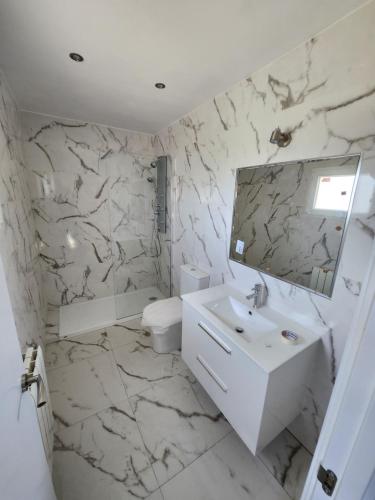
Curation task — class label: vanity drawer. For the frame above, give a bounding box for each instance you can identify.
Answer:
[182,303,234,410]
[183,304,232,374]
[196,320,232,355]
[195,354,229,394]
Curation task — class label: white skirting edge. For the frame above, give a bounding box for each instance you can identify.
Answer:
[59,295,116,337]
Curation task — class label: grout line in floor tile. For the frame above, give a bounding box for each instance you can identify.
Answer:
[285,427,314,457]
[52,396,163,497]
[49,349,128,431]
[156,430,237,493]
[256,450,298,500]
[52,394,133,431]
[111,350,178,399]
[118,362,192,401]
[47,326,109,345]
[151,427,290,499]
[256,453,295,500]
[130,401,161,495]
[109,346,163,498]
[127,370,233,491]
[110,342,188,400]
[255,427,312,500]
[109,338,185,492]
[46,344,114,373]
[128,363,288,497]
[107,336,150,354]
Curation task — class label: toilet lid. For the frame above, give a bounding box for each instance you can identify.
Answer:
[142,297,182,330]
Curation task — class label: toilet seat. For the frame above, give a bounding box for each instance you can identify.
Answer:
[142,297,183,353]
[142,296,182,333]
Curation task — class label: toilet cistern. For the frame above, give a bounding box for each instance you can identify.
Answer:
[246,283,268,308]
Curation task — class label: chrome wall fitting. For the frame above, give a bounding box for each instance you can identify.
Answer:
[21,372,47,408]
[21,346,47,408]
[269,127,292,147]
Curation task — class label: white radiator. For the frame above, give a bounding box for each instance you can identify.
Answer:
[23,346,54,470]
[310,266,334,295]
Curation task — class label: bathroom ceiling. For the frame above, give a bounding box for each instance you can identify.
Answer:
[0,0,367,133]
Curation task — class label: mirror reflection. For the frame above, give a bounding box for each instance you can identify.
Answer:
[230,155,360,297]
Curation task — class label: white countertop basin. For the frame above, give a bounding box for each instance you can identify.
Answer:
[182,284,323,373]
[204,295,277,341]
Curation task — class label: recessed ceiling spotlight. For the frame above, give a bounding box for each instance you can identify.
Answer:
[155,82,166,89]
[69,52,84,62]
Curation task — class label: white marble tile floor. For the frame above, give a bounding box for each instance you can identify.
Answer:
[47,316,311,500]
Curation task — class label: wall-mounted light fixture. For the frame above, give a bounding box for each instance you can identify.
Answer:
[270,127,292,147]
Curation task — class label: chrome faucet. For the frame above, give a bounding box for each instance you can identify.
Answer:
[246,283,268,308]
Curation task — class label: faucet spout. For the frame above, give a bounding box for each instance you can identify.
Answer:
[246,283,268,308]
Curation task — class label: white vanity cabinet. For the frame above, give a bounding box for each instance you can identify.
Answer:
[182,299,319,454]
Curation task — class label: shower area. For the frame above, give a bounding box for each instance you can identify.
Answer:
[58,153,171,336]
[107,153,171,320]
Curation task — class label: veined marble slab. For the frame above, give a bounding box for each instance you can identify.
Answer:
[45,329,110,370]
[129,371,232,486]
[53,399,159,500]
[114,339,186,397]
[106,317,153,348]
[161,431,289,500]
[0,70,46,351]
[48,351,126,426]
[259,429,312,500]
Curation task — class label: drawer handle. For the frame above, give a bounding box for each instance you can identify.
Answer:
[198,322,232,354]
[196,355,228,393]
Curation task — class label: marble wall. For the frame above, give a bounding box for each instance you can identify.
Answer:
[0,70,45,352]
[156,1,375,453]
[22,112,170,308]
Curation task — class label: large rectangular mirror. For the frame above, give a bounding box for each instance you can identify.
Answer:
[230,155,360,297]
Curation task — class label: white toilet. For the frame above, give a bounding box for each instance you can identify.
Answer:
[142,265,210,353]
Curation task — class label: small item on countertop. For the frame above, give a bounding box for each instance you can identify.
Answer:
[281,330,298,344]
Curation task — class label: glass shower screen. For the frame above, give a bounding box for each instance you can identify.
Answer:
[105,153,171,320]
